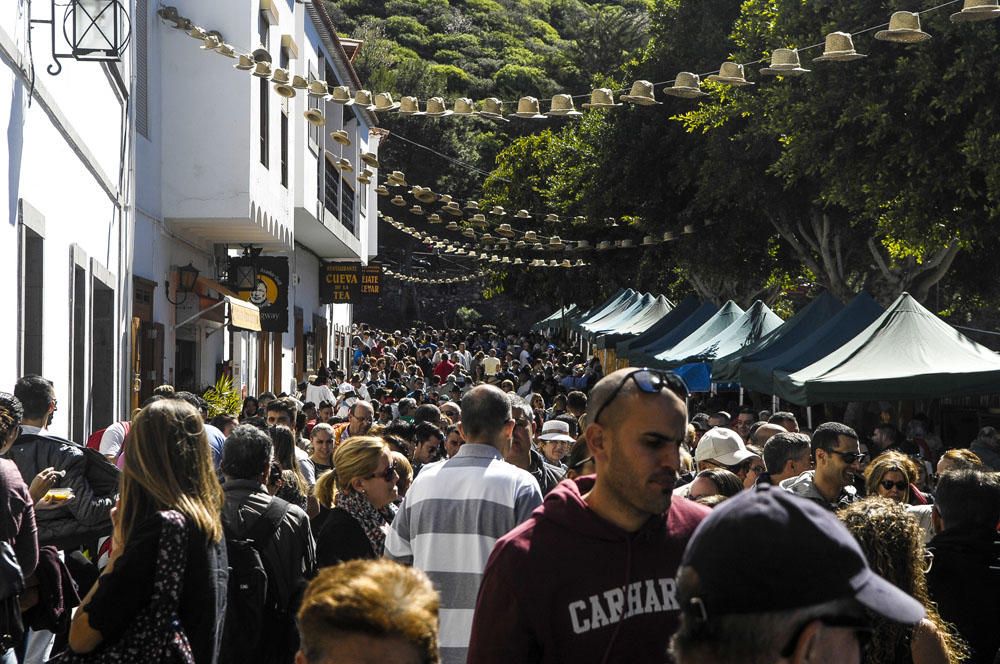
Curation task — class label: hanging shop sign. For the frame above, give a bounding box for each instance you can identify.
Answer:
[320,262,381,303]
[233,256,289,332]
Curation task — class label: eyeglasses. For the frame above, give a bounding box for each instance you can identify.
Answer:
[592,369,688,426]
[570,455,594,470]
[922,549,934,574]
[367,461,398,482]
[824,449,868,465]
[879,479,908,492]
[513,416,532,429]
[749,465,766,475]
[780,614,873,658]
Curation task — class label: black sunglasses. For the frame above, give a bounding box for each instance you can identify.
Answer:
[368,461,398,482]
[592,369,688,425]
[879,479,908,491]
[825,449,868,465]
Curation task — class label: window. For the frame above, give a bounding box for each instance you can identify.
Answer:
[324,154,339,217]
[19,226,44,375]
[259,77,269,168]
[279,47,289,70]
[280,111,288,187]
[135,0,148,137]
[71,263,87,443]
[308,64,320,149]
[258,9,269,48]
[341,179,355,236]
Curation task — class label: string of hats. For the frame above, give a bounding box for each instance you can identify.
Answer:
[378,211,593,269]
[382,267,487,285]
[157,1,998,123]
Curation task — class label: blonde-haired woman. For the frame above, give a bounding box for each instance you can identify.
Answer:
[313,436,398,567]
[69,399,227,662]
[865,451,920,504]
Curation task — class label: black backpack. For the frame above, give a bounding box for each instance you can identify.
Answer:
[219,497,292,664]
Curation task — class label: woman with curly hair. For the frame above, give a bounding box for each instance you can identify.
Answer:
[865,451,920,504]
[839,497,967,664]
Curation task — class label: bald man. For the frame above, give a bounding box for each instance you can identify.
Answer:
[469,369,709,663]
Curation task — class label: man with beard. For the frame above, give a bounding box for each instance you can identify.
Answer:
[781,422,863,510]
[468,368,709,663]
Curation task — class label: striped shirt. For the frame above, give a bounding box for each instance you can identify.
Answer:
[386,443,542,664]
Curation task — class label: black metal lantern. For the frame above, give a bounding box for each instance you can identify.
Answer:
[32,0,132,75]
[165,263,200,306]
[233,262,258,292]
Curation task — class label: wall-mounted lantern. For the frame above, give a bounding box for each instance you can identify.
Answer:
[31,0,132,75]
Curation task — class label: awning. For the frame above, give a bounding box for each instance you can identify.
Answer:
[173,295,261,332]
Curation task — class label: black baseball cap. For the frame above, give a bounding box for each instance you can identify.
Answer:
[679,484,925,624]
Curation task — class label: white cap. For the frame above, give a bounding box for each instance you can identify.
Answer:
[337,383,355,395]
[695,427,756,466]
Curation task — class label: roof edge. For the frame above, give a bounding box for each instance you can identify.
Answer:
[306,1,378,128]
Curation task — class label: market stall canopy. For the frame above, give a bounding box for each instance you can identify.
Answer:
[616,296,702,356]
[578,291,648,337]
[570,288,634,332]
[594,295,674,347]
[621,299,717,363]
[652,301,783,368]
[532,303,578,331]
[630,301,742,367]
[748,292,884,397]
[775,293,1000,405]
[712,291,843,383]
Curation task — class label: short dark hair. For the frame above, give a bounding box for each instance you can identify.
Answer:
[694,468,744,498]
[413,404,441,426]
[768,411,797,426]
[810,422,857,457]
[874,423,900,444]
[265,397,297,421]
[318,400,334,411]
[763,433,812,474]
[173,391,208,417]
[209,413,237,430]
[384,420,415,442]
[736,407,755,418]
[413,422,444,444]
[221,424,273,479]
[935,469,1000,531]
[460,385,512,442]
[14,375,55,421]
[566,391,587,413]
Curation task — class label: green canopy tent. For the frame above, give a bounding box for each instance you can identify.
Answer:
[631,301,743,367]
[594,295,674,348]
[570,289,635,333]
[744,292,884,397]
[616,295,702,357]
[531,304,578,332]
[775,293,1000,405]
[711,292,843,383]
[651,301,784,369]
[622,300,718,365]
[581,293,656,341]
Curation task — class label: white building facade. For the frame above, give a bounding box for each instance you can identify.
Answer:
[0,0,133,441]
[134,0,379,404]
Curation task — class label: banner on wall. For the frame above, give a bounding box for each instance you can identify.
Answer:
[319,262,381,303]
[233,256,289,333]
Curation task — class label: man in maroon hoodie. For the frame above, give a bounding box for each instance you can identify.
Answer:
[468,368,710,663]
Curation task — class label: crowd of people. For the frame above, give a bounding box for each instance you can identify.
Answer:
[0,322,998,663]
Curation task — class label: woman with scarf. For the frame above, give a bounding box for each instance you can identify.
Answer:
[311,436,399,567]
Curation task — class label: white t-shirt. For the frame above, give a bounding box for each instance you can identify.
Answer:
[305,383,336,406]
[483,357,501,376]
[99,421,130,459]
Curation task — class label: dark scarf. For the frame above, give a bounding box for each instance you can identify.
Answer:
[335,490,391,557]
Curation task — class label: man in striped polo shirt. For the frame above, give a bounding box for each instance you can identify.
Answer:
[386,384,543,664]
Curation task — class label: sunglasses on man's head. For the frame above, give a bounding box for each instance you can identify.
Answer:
[593,369,688,425]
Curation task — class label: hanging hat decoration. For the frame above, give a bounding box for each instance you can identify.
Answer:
[387,171,407,185]
[582,88,622,109]
[813,32,868,62]
[706,62,754,86]
[334,158,353,173]
[234,54,255,70]
[425,97,454,117]
[544,94,583,117]
[760,49,810,76]
[252,61,273,78]
[373,92,401,112]
[478,98,507,121]
[950,0,1000,22]
[360,151,380,168]
[513,96,546,119]
[620,80,662,105]
[304,108,326,126]
[391,195,407,206]
[875,11,932,42]
[353,90,377,111]
[330,130,351,145]
[399,96,425,116]
[291,74,309,89]
[453,98,475,115]
[515,209,532,219]
[272,68,296,97]
[308,80,329,97]
[329,86,354,104]
[375,185,390,196]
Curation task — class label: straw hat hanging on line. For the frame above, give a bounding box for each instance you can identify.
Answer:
[465,200,481,212]
[427,213,443,224]
[170,16,192,30]
[478,98,508,121]
[469,213,488,229]
[425,97,453,117]
[308,80,329,97]
[200,34,221,51]
[409,205,425,216]
[373,92,400,112]
[443,202,463,216]
[582,88,621,109]
[545,94,583,117]
[453,98,475,115]
[707,62,754,86]
[215,43,237,58]
[620,80,661,105]
[523,231,539,243]
[446,221,461,231]
[375,185,389,196]
[360,151,380,168]
[291,74,309,89]
[813,32,867,62]
[642,235,657,246]
[234,54,255,71]
[597,240,612,251]
[515,209,532,219]
[387,170,407,185]
[390,195,407,207]
[760,49,810,76]
[875,12,932,42]
[620,239,635,249]
[438,195,453,205]
[544,213,560,224]
[353,90,377,111]
[157,5,179,20]
[683,224,696,235]
[333,157,353,173]
[304,108,326,126]
[357,170,373,185]
[950,0,1000,21]
[662,231,675,242]
[411,186,437,204]
[187,25,208,40]
[496,224,515,238]
[513,97,546,119]
[329,86,354,104]
[575,239,592,251]
[252,61,272,78]
[330,130,351,146]
[490,206,506,217]
[399,96,424,116]
[547,236,564,250]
